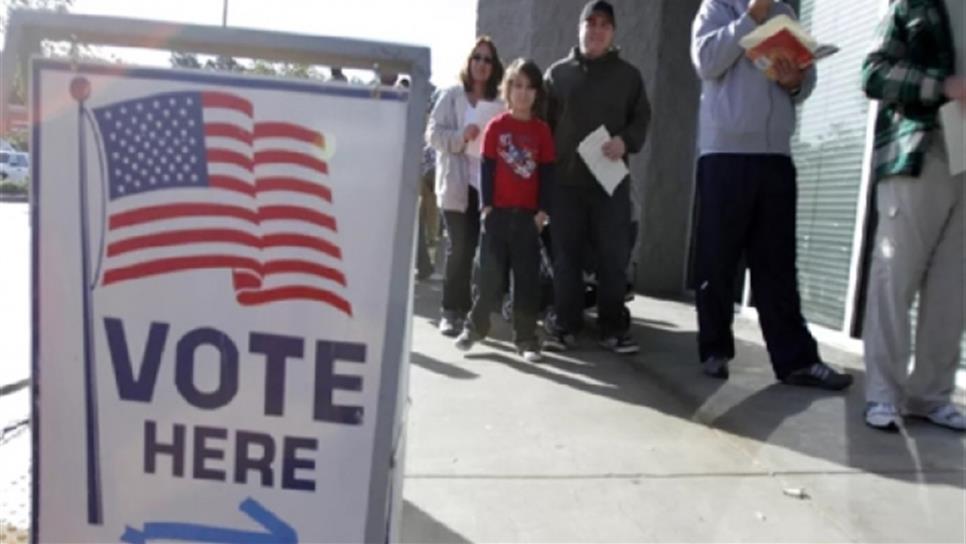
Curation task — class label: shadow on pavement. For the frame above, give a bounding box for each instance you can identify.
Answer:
[410,352,479,380]
[411,279,966,489]
[400,500,472,544]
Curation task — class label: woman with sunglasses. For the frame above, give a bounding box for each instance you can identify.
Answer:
[427,36,505,336]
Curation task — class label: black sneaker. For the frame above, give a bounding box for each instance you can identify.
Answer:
[702,356,730,380]
[542,331,577,352]
[516,341,543,362]
[598,334,639,355]
[782,362,853,391]
[438,316,461,337]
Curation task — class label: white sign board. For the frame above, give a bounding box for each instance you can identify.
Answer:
[33,60,410,542]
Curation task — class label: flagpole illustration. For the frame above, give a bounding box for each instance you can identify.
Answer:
[71,75,103,525]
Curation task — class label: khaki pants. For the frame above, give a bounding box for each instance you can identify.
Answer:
[863,143,965,412]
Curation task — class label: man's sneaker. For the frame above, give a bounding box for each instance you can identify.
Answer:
[865,402,901,432]
[598,334,639,355]
[438,316,461,337]
[454,328,482,352]
[781,362,853,391]
[517,342,543,363]
[912,404,966,431]
[542,331,577,352]
[702,356,730,380]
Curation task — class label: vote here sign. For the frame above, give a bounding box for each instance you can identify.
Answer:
[31,59,411,543]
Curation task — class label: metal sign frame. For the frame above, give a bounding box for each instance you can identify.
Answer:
[2,9,429,543]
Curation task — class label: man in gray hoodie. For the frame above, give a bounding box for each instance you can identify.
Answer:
[690,0,852,389]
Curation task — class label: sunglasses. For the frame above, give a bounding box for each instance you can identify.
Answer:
[471,54,494,64]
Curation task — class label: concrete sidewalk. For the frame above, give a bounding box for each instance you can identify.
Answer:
[400,279,966,543]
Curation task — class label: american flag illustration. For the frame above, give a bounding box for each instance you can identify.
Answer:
[91,90,351,316]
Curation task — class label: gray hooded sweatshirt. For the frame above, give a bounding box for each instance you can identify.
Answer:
[691,0,817,156]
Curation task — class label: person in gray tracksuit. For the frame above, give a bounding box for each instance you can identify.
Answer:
[690,0,852,389]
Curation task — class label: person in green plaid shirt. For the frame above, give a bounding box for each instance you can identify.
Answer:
[860,0,966,432]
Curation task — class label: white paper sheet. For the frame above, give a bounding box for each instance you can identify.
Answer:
[577,125,629,196]
[940,101,965,176]
[463,100,505,158]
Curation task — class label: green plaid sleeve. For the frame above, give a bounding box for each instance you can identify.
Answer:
[862,2,946,106]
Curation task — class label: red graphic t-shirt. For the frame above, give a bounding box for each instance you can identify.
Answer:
[482,112,555,210]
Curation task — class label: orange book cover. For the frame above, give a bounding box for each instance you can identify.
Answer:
[746,27,815,77]
[739,15,838,80]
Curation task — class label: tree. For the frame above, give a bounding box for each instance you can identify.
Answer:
[169,51,202,69]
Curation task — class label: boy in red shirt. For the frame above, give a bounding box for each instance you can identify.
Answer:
[455,59,555,361]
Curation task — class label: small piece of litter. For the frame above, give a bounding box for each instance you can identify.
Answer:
[783,487,809,499]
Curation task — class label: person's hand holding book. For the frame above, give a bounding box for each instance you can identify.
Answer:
[748,0,774,24]
[772,55,805,92]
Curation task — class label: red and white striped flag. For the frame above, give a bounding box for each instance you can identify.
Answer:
[92,90,352,315]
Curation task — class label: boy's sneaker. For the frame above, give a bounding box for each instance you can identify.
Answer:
[542,331,576,352]
[599,333,639,355]
[781,362,853,391]
[864,402,901,432]
[439,316,461,337]
[516,342,543,363]
[454,328,483,352]
[910,404,966,431]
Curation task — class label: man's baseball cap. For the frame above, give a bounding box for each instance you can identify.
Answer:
[580,0,616,27]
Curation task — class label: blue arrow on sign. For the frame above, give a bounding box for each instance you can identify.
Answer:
[120,497,298,543]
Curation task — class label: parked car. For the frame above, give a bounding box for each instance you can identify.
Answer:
[0,151,29,183]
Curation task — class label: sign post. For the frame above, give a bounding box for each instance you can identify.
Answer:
[2,10,429,543]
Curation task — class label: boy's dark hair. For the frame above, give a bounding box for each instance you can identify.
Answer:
[501,58,546,119]
[460,36,504,100]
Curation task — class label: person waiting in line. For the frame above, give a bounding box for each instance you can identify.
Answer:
[426,37,505,336]
[542,1,650,355]
[689,0,852,389]
[860,0,965,432]
[454,58,555,362]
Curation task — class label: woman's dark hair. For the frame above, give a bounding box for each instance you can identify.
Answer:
[460,36,504,100]
[501,58,546,119]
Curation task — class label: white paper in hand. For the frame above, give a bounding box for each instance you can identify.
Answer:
[577,125,629,196]
[940,101,965,176]
[463,100,505,158]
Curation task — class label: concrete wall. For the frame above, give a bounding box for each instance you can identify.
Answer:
[477,0,703,296]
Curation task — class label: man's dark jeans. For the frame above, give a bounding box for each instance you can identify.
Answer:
[551,181,632,338]
[694,154,819,379]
